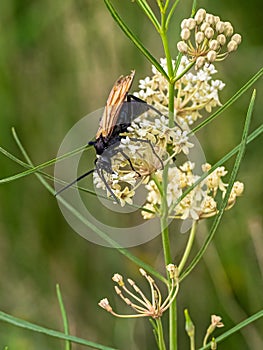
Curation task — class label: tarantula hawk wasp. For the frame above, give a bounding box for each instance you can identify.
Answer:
[55,70,164,202]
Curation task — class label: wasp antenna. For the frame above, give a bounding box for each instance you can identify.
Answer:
[55,169,95,196]
[96,164,119,204]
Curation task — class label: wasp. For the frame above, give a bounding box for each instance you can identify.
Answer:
[56,71,163,200]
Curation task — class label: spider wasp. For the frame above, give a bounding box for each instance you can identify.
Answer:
[56,71,163,201]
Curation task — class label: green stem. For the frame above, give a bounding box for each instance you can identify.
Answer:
[156,318,167,350]
[190,334,195,350]
[161,216,172,266]
[161,30,175,127]
[178,221,197,274]
[158,6,179,349]
[169,299,177,350]
[172,61,195,84]
[56,284,71,350]
[159,24,175,126]
[160,172,177,350]
[203,332,209,347]
[160,166,171,268]
[168,82,175,127]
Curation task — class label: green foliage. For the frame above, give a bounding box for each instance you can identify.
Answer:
[0,0,262,349]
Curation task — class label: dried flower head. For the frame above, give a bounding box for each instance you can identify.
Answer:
[203,314,224,346]
[98,265,179,319]
[177,9,242,69]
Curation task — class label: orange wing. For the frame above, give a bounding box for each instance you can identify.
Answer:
[96,70,135,139]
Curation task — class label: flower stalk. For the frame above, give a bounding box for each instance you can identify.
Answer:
[100,2,246,350]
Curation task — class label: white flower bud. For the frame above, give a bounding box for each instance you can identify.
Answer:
[186,18,196,30]
[181,18,188,29]
[207,50,217,62]
[213,16,220,24]
[224,23,234,37]
[139,268,147,276]
[205,14,214,25]
[177,41,188,53]
[232,181,244,196]
[195,56,205,69]
[231,33,242,45]
[98,298,112,312]
[217,34,226,46]
[224,21,232,28]
[227,40,238,52]
[194,8,206,24]
[202,163,212,172]
[216,21,225,33]
[205,27,214,39]
[195,31,205,44]
[181,28,191,40]
[112,273,124,285]
[200,22,209,32]
[209,39,219,50]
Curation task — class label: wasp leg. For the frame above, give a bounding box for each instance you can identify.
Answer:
[128,137,164,170]
[127,94,163,117]
[55,169,95,196]
[96,163,119,203]
[128,94,183,130]
[118,149,141,177]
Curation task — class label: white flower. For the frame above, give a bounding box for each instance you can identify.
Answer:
[134,57,225,127]
[142,162,244,220]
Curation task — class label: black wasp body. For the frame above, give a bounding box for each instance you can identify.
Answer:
[56,71,163,200]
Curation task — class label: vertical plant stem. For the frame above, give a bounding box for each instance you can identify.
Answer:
[168,82,175,126]
[190,334,195,350]
[156,318,167,350]
[159,8,177,348]
[178,220,197,274]
[56,284,71,350]
[169,298,177,350]
[160,166,177,350]
[159,15,175,127]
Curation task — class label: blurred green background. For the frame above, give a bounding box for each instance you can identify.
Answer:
[0,0,262,349]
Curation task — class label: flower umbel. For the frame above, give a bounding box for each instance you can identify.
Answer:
[142,162,244,221]
[134,57,225,127]
[98,265,179,319]
[93,111,192,205]
[177,8,242,69]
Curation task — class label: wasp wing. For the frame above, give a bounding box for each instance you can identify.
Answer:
[96,70,135,139]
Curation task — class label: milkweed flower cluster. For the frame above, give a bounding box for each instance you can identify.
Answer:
[98,265,179,319]
[142,162,244,220]
[93,112,193,206]
[93,11,242,210]
[177,8,242,69]
[135,56,225,127]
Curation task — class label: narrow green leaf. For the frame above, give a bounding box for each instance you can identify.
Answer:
[180,90,256,281]
[0,310,117,350]
[135,0,161,31]
[104,0,169,81]
[12,129,167,284]
[190,0,197,17]
[168,123,263,216]
[0,142,88,184]
[0,142,156,213]
[165,0,180,29]
[198,309,263,349]
[56,284,71,350]
[190,67,263,135]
